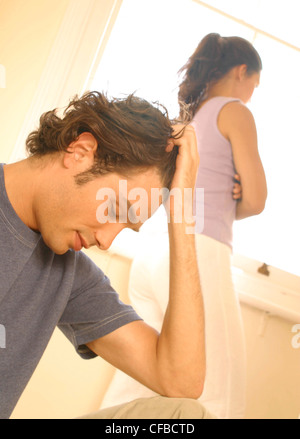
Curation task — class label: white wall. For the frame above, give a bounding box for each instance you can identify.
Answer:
[241,304,300,419]
[0,0,70,164]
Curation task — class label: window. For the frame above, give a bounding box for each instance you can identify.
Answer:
[87,0,300,278]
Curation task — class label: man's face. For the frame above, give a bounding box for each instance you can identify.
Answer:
[38,168,163,255]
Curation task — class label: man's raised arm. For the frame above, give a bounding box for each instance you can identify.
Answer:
[87,126,205,399]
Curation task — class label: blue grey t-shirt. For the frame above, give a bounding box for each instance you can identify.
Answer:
[0,164,141,419]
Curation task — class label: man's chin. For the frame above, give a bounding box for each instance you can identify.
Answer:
[50,246,69,255]
[44,239,70,255]
[55,248,70,255]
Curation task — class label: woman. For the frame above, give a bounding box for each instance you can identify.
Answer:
[101,33,267,419]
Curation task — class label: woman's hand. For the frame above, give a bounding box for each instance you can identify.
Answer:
[232,174,242,200]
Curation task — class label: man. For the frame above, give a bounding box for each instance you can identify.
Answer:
[0,91,210,419]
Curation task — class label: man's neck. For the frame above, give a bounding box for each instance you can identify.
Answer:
[3,158,43,231]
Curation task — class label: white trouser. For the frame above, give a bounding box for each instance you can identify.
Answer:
[101,232,247,419]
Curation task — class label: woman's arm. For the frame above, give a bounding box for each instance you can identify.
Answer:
[218,101,267,220]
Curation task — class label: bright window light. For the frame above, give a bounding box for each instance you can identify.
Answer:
[90,0,300,277]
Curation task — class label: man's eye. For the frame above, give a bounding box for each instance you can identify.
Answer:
[108,202,116,218]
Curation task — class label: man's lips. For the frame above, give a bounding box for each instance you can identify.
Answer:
[74,232,89,251]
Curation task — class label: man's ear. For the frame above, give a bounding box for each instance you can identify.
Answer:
[63,132,98,169]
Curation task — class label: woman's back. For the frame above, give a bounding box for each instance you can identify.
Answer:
[193,96,239,248]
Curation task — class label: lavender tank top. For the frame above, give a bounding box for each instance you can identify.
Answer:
[192,96,240,249]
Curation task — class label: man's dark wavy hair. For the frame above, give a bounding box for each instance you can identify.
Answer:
[26,91,181,188]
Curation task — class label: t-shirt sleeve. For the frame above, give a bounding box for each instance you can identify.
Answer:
[58,251,142,359]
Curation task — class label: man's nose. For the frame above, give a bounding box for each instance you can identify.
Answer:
[95,223,126,250]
